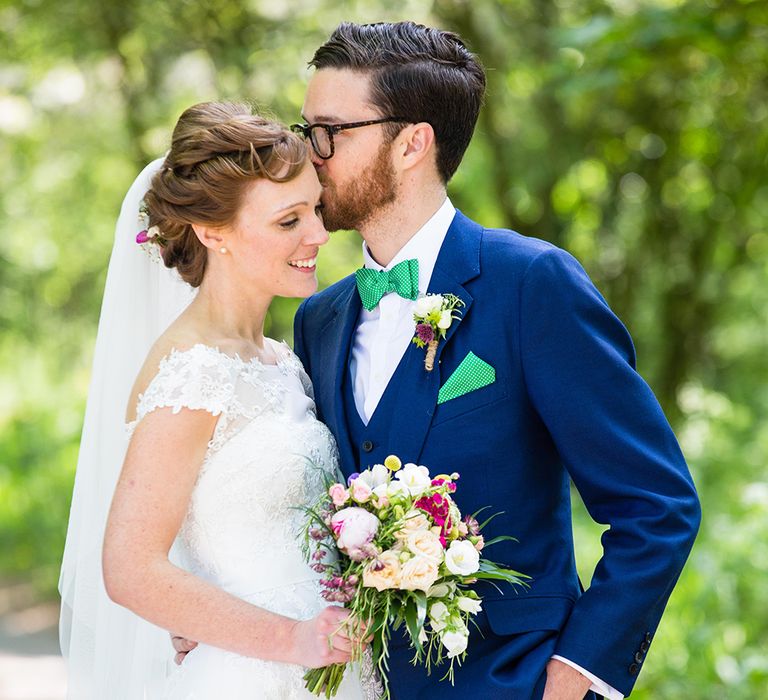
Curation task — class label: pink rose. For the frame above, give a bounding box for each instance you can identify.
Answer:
[350,478,372,503]
[328,483,349,507]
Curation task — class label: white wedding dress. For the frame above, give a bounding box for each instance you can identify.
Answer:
[127,340,373,699]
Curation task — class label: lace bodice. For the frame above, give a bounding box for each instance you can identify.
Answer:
[129,343,376,699]
[130,342,337,599]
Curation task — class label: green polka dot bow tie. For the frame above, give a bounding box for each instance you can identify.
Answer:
[355,258,420,311]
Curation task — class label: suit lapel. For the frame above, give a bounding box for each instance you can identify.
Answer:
[383,211,482,463]
[317,278,360,474]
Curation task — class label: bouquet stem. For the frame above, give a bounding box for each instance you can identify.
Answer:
[424,339,439,371]
[304,663,347,698]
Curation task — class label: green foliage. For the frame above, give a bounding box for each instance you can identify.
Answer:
[1,0,766,695]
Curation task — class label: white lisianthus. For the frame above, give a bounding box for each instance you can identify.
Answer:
[456,596,482,614]
[414,294,444,317]
[372,483,389,500]
[428,601,450,632]
[395,463,432,496]
[386,479,410,499]
[357,464,390,490]
[437,309,452,330]
[444,540,481,576]
[441,629,469,658]
[427,582,454,598]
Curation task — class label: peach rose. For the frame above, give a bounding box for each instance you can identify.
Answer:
[399,556,440,592]
[394,510,431,542]
[363,551,402,591]
[406,530,444,564]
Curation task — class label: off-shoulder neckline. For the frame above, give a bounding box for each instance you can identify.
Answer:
[164,339,292,368]
[125,339,297,428]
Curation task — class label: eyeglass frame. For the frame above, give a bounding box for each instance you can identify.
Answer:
[290,117,412,160]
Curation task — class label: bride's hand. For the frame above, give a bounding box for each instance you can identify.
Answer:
[292,606,367,668]
[170,633,198,665]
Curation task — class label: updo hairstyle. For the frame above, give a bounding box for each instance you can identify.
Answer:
[143,102,309,287]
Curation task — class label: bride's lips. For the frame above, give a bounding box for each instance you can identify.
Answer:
[288,255,318,272]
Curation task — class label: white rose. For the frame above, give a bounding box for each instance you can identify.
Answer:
[437,309,452,330]
[444,540,481,576]
[441,629,469,658]
[415,294,444,317]
[395,463,432,497]
[456,596,482,614]
[331,507,380,556]
[428,601,450,632]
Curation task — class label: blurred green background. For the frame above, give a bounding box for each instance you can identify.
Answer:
[1,0,766,696]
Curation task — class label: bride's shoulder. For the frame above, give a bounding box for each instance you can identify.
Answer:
[126,335,237,423]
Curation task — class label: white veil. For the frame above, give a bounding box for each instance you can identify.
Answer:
[58,158,197,698]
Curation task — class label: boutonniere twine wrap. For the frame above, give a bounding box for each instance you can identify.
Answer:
[412,294,465,371]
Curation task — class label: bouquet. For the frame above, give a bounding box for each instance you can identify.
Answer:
[301,455,529,698]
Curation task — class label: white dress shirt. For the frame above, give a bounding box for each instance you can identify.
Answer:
[349,197,623,700]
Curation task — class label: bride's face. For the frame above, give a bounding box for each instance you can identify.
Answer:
[223,161,328,299]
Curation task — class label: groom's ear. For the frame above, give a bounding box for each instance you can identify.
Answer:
[191,223,226,251]
[397,122,436,173]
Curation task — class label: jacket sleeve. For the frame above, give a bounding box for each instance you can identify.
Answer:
[518,247,701,695]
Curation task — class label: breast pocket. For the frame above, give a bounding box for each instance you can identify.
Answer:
[430,379,508,427]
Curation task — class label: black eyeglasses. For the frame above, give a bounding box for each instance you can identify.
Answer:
[290,117,411,159]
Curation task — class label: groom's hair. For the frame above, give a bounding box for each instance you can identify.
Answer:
[310,21,485,183]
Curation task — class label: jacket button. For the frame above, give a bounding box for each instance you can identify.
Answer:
[629,663,639,675]
[645,632,652,643]
[362,440,374,453]
[640,641,650,653]
[635,652,644,663]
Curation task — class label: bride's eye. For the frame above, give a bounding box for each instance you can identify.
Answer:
[279,217,300,230]
[314,204,324,219]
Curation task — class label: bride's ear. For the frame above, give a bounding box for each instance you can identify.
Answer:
[191,223,226,252]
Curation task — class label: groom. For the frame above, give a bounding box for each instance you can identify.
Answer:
[291,21,701,700]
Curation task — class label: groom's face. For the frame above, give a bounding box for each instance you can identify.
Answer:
[301,68,398,233]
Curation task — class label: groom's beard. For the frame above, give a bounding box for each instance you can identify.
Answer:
[319,142,398,232]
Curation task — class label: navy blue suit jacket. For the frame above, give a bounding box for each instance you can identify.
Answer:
[294,211,700,698]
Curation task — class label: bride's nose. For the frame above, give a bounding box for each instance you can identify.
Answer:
[303,218,330,248]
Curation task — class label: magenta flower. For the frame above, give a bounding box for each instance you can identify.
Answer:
[415,323,434,344]
[136,230,149,244]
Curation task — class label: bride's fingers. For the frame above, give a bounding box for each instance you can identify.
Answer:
[171,636,198,653]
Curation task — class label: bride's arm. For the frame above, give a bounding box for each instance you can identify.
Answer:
[103,406,354,668]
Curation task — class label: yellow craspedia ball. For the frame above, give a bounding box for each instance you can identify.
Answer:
[384,455,402,472]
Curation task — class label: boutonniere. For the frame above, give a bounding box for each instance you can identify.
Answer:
[412,294,465,371]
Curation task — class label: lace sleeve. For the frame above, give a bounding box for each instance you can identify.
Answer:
[136,345,237,422]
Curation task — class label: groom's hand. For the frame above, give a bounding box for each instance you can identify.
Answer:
[170,633,198,665]
[542,658,594,700]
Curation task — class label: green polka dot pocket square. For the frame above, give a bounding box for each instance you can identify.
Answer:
[437,351,496,405]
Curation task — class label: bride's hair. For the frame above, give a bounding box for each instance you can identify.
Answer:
[143,102,308,287]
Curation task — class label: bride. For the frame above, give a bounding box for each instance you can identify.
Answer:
[59,102,369,699]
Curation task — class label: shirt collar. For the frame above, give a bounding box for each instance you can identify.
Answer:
[361,198,456,293]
